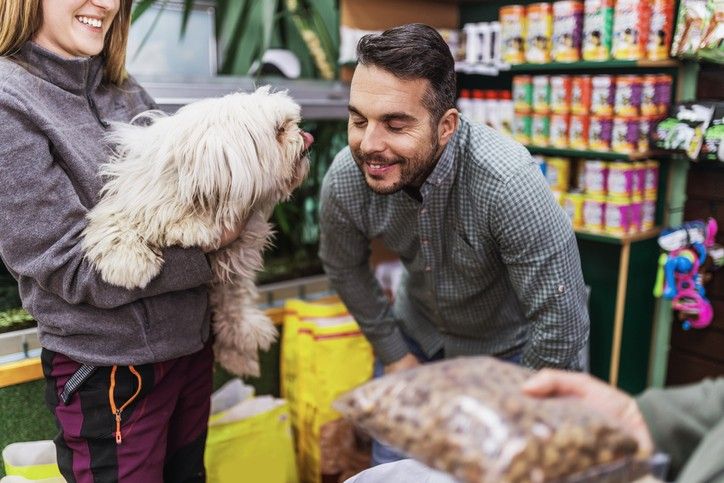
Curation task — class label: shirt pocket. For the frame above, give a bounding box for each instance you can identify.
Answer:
[450,232,486,276]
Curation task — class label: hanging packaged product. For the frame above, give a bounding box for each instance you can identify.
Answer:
[551,0,585,62]
[614,75,643,118]
[532,113,551,146]
[571,75,592,115]
[500,5,527,64]
[583,194,607,231]
[670,0,711,58]
[591,75,615,116]
[513,75,534,112]
[644,160,659,198]
[630,194,644,232]
[642,195,657,230]
[582,0,614,61]
[701,103,724,162]
[605,197,633,236]
[589,115,614,151]
[647,0,675,60]
[655,74,673,115]
[607,161,635,197]
[526,3,553,63]
[611,0,651,60]
[550,75,573,114]
[612,116,640,153]
[639,116,655,152]
[514,111,533,144]
[545,157,571,191]
[563,191,586,228]
[651,102,716,159]
[583,159,609,195]
[532,75,551,113]
[550,113,571,148]
[640,75,659,117]
[569,114,590,150]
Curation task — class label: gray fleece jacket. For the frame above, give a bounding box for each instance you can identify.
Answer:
[0,42,213,366]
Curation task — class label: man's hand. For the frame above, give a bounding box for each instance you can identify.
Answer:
[522,369,654,457]
[384,353,420,375]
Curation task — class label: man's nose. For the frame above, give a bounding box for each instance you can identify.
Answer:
[359,123,385,154]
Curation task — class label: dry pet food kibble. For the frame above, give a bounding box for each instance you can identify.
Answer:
[335,357,639,483]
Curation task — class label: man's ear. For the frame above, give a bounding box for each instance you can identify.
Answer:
[438,108,459,145]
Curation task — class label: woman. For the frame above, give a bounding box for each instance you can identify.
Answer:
[0,1,243,481]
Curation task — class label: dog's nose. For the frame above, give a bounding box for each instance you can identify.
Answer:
[301,131,314,150]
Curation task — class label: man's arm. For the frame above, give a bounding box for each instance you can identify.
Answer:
[318,173,410,365]
[491,160,590,369]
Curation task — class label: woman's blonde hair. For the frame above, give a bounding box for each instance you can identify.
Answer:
[0,0,132,85]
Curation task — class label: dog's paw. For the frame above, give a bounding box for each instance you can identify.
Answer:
[165,217,217,249]
[214,342,261,378]
[85,234,164,289]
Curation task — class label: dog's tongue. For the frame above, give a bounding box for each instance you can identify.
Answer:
[301,131,314,150]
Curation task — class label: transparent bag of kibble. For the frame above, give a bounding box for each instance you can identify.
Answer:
[334,357,667,483]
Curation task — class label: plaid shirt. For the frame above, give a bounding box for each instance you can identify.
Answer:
[319,116,589,369]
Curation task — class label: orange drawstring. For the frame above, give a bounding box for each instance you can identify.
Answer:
[109,365,142,444]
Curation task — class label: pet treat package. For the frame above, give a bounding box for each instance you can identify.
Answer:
[651,101,716,160]
[334,357,642,483]
[701,104,724,162]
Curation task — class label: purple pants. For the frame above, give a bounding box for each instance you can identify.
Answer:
[41,342,214,483]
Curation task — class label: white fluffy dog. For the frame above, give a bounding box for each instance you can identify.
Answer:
[81,86,312,377]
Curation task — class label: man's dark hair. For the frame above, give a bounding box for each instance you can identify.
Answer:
[356,23,456,125]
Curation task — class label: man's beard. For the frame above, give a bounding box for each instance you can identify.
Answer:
[351,136,440,195]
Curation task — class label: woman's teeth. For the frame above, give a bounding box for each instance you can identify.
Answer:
[77,16,102,28]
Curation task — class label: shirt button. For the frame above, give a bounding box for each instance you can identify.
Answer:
[425,266,432,272]
[421,239,429,245]
[558,284,566,293]
[420,208,428,215]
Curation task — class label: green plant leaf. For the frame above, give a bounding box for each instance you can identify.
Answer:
[179,0,195,38]
[131,0,156,23]
[131,1,168,62]
[306,0,339,46]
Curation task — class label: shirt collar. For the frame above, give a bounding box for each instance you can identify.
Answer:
[420,126,459,198]
[16,42,105,96]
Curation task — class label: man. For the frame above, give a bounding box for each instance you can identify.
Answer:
[318,23,590,464]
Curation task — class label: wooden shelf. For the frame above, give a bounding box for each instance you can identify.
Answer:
[574,227,661,245]
[526,145,666,161]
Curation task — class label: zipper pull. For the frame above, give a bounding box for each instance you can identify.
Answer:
[114,409,123,444]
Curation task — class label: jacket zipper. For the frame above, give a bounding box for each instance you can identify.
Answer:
[85,61,109,129]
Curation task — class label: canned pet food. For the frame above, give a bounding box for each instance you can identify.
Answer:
[642,195,657,230]
[655,74,673,115]
[647,0,674,61]
[583,195,607,231]
[605,196,632,235]
[632,161,647,196]
[545,157,571,191]
[563,191,585,228]
[552,1,584,62]
[644,160,659,197]
[501,5,527,64]
[532,75,551,113]
[550,75,573,114]
[638,116,655,152]
[526,3,553,63]
[571,75,592,115]
[513,112,533,144]
[640,75,658,116]
[630,194,643,232]
[591,75,615,115]
[614,75,643,117]
[607,161,635,197]
[612,116,640,153]
[513,76,534,112]
[569,114,590,150]
[588,115,613,151]
[532,113,551,146]
[550,114,571,148]
[583,0,614,61]
[612,0,651,60]
[583,160,608,195]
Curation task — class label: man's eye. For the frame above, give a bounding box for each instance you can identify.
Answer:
[387,124,404,132]
[351,119,367,127]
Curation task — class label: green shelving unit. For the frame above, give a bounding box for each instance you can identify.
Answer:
[525,146,666,161]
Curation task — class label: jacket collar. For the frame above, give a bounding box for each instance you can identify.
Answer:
[16,42,105,96]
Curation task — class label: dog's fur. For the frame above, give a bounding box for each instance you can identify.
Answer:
[81,86,310,377]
